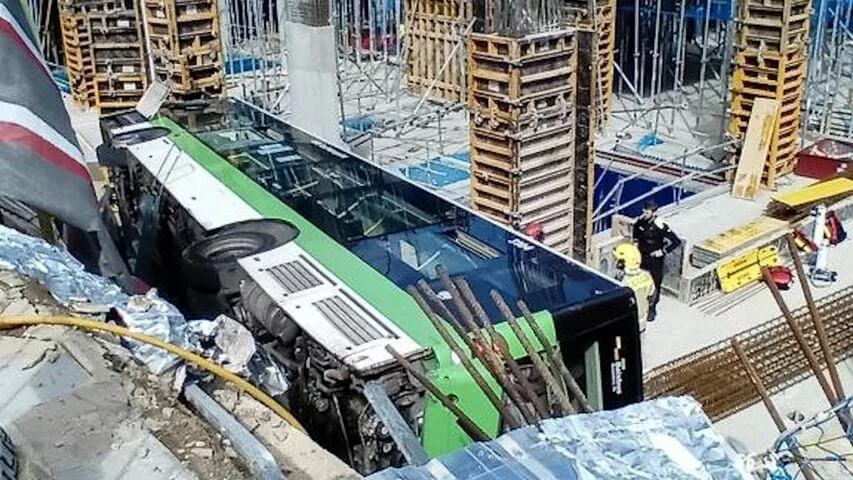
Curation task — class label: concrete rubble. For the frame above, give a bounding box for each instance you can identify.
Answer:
[0,267,358,480]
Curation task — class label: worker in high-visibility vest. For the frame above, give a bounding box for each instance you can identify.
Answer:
[613,243,656,333]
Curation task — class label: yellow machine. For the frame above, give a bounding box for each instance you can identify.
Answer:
[613,243,655,332]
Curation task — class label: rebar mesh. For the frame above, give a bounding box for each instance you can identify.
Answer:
[645,287,853,421]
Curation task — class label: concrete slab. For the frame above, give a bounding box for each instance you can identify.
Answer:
[0,333,198,480]
[659,174,815,246]
[714,357,853,479]
[644,233,853,371]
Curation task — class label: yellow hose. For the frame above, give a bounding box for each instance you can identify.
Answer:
[0,315,307,433]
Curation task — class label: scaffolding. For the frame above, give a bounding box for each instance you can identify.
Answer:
[191,0,851,227]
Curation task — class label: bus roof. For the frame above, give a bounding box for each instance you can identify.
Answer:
[167,99,623,324]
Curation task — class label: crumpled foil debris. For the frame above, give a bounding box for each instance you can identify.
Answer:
[0,225,290,394]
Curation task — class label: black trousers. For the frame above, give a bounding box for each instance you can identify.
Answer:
[641,256,665,314]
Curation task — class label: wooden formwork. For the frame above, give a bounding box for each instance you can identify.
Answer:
[59,8,96,106]
[404,0,474,103]
[93,73,146,115]
[144,0,225,99]
[573,28,596,262]
[728,0,810,189]
[557,0,616,126]
[468,30,579,254]
[59,0,148,114]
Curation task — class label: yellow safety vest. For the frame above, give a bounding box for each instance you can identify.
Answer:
[622,269,655,332]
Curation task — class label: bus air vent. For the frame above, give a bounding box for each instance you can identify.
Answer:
[266,260,323,294]
[313,296,384,345]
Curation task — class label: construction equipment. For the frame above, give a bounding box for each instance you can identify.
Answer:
[808,204,838,287]
[716,244,781,293]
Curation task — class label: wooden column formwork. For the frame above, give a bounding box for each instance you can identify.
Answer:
[467,30,580,255]
[404,0,475,103]
[558,0,616,127]
[143,0,225,100]
[574,28,597,262]
[88,0,148,115]
[59,0,148,115]
[59,0,96,107]
[728,0,810,189]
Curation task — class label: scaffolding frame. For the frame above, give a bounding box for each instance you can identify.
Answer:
[213,0,852,224]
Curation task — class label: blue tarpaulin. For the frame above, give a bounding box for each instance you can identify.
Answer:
[368,397,750,480]
[401,159,469,188]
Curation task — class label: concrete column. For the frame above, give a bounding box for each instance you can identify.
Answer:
[284,0,344,148]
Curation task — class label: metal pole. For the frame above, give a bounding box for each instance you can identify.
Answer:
[718,0,736,144]
[785,234,845,399]
[517,301,595,413]
[633,0,640,89]
[408,286,521,429]
[731,339,820,480]
[386,346,490,441]
[354,0,363,65]
[761,267,839,407]
[649,0,663,134]
[492,291,576,416]
[455,278,549,420]
[672,0,687,128]
[695,0,713,128]
[821,3,844,134]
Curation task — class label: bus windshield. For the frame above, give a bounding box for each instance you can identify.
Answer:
[175,100,621,322]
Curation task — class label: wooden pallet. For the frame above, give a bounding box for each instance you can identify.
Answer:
[143,0,223,99]
[404,0,473,103]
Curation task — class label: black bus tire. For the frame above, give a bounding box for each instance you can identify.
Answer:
[182,220,300,293]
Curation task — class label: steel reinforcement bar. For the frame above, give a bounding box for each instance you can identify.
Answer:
[644,287,853,421]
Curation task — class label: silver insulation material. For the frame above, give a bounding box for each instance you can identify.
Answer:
[0,225,289,394]
[0,225,192,373]
[368,396,751,480]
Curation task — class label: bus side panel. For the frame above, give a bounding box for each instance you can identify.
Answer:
[554,288,643,409]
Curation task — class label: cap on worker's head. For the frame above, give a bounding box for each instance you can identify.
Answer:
[644,200,658,212]
[613,243,642,271]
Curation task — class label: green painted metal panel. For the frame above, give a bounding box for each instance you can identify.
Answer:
[152,117,558,456]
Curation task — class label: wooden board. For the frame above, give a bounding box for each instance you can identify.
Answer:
[773,178,853,207]
[731,98,780,199]
[695,216,788,256]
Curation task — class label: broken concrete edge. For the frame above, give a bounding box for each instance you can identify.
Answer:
[209,387,361,480]
[184,383,285,480]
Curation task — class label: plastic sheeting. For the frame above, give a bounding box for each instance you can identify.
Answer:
[368,396,751,480]
[0,224,191,373]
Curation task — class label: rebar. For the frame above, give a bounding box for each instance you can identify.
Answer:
[517,301,595,413]
[786,234,845,400]
[761,267,839,407]
[732,339,820,480]
[386,345,490,441]
[492,291,576,416]
[455,278,550,420]
[435,266,538,425]
[409,284,522,429]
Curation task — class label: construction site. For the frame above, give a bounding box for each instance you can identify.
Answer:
[0,0,852,477]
